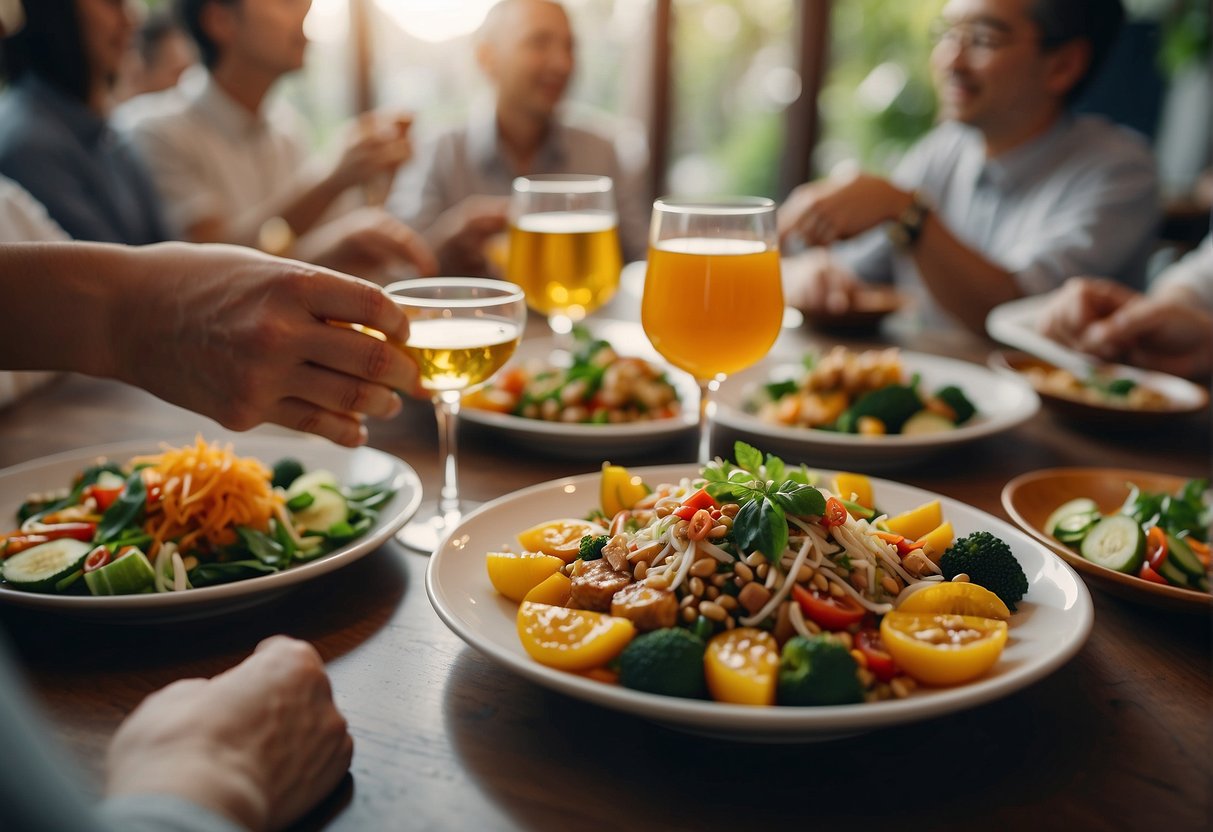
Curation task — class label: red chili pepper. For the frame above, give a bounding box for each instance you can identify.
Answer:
[83,545,111,573]
[856,629,898,682]
[0,522,96,558]
[823,497,848,528]
[1145,526,1168,571]
[1138,562,1168,585]
[682,488,717,512]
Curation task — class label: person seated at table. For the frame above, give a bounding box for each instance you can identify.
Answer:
[778,0,1159,335]
[120,9,199,100]
[122,0,432,284]
[0,0,171,244]
[387,0,648,276]
[1037,233,1213,380]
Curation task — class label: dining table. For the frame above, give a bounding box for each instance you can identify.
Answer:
[0,296,1209,832]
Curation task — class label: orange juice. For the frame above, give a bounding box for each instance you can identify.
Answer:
[507,211,622,320]
[641,238,783,379]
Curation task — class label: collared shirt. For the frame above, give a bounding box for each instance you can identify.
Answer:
[831,115,1159,328]
[389,105,649,262]
[0,76,169,245]
[121,73,310,238]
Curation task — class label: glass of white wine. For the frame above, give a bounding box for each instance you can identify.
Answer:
[388,278,527,553]
[507,174,622,353]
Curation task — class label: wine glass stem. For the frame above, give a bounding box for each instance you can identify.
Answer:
[697,378,719,467]
[548,312,575,356]
[433,390,463,518]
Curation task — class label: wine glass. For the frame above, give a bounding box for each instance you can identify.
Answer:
[507,174,622,353]
[641,197,784,465]
[388,278,527,552]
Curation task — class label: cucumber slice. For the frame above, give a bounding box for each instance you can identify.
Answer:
[286,469,338,500]
[901,411,956,435]
[1080,515,1145,573]
[1054,512,1100,545]
[290,487,348,534]
[84,550,157,595]
[1045,498,1099,538]
[1155,554,1193,588]
[1165,534,1206,578]
[2,539,92,592]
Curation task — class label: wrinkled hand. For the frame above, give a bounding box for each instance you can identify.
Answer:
[299,207,438,282]
[114,242,422,446]
[1038,277,1136,349]
[781,248,864,315]
[778,172,911,248]
[330,111,414,191]
[105,637,353,832]
[427,195,510,276]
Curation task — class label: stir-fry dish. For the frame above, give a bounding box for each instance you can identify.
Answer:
[0,437,395,596]
[487,443,1029,706]
[745,347,977,436]
[1022,365,1170,410]
[1046,478,1210,592]
[464,331,681,424]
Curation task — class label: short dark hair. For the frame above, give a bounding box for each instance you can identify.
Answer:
[176,0,238,69]
[0,0,91,102]
[1028,0,1125,105]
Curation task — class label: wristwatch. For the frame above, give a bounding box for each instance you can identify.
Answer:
[887,191,931,249]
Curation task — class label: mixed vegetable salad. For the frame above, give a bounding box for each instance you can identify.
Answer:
[1021,365,1169,410]
[0,438,395,596]
[1046,478,1210,592]
[464,329,681,424]
[487,442,1029,706]
[745,347,977,436]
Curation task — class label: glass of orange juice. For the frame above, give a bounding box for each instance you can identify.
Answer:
[507,174,622,352]
[641,197,784,464]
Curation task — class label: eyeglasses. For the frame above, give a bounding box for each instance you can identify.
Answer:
[930,19,1066,56]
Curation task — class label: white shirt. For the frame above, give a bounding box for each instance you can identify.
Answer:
[120,74,311,238]
[1153,234,1213,310]
[0,175,65,407]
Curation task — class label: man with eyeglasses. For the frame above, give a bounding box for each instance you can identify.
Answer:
[779,0,1157,335]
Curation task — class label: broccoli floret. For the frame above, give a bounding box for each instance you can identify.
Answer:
[578,534,608,561]
[934,385,977,425]
[940,531,1029,610]
[836,385,923,433]
[618,628,707,698]
[777,635,863,706]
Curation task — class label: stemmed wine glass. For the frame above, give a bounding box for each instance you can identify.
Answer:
[507,174,622,354]
[641,197,784,465]
[389,278,527,552]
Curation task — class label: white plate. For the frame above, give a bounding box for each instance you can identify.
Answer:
[459,319,698,459]
[713,351,1040,469]
[427,464,1092,742]
[0,436,421,618]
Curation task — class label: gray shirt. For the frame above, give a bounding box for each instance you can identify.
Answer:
[389,106,648,262]
[833,115,1159,327]
[0,76,168,245]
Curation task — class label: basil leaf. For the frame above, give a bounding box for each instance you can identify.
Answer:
[772,481,825,517]
[763,453,786,484]
[95,471,147,544]
[732,496,788,562]
[734,442,763,476]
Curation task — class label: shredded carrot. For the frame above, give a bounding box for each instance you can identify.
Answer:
[133,436,283,557]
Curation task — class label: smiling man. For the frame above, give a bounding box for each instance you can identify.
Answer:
[388,0,647,275]
[779,0,1158,334]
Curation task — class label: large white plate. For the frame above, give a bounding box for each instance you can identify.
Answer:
[0,436,421,618]
[713,350,1040,469]
[427,464,1093,742]
[459,319,698,459]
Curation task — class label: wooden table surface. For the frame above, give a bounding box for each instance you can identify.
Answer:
[0,314,1209,832]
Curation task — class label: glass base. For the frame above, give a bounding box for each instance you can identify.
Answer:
[395,499,481,554]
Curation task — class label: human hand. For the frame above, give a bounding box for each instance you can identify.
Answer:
[105,636,353,832]
[427,195,510,276]
[1037,277,1136,350]
[111,242,422,446]
[299,207,439,282]
[781,248,864,315]
[330,111,414,192]
[1081,290,1213,380]
[778,172,911,247]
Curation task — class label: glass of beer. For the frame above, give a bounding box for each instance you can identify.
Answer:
[641,197,784,465]
[507,174,622,351]
[388,278,527,552]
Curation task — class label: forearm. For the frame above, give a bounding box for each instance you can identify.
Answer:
[910,215,1021,334]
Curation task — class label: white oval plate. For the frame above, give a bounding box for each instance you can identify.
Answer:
[427,464,1092,742]
[713,351,1040,469]
[459,320,698,459]
[0,436,421,618]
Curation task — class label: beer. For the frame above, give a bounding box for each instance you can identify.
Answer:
[507,211,622,321]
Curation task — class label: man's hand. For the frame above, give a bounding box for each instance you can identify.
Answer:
[298,207,438,282]
[106,637,354,832]
[781,248,865,315]
[778,172,913,247]
[426,195,510,276]
[328,111,414,192]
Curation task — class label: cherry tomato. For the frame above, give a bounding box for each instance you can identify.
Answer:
[1138,562,1168,584]
[86,485,123,512]
[856,628,898,682]
[792,584,866,631]
[83,545,111,573]
[823,497,848,528]
[1145,526,1168,571]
